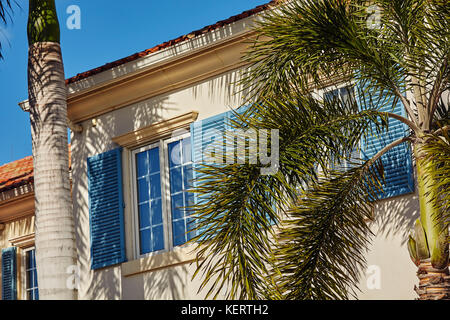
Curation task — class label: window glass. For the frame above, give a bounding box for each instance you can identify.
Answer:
[26,249,39,301]
[169,137,194,247]
[135,135,193,256]
[136,146,164,255]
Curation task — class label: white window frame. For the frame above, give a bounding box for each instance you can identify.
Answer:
[21,246,38,301]
[130,132,192,259]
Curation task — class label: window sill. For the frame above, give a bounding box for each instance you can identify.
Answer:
[121,245,200,277]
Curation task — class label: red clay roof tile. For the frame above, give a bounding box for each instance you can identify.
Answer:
[0,147,72,193]
[0,156,34,192]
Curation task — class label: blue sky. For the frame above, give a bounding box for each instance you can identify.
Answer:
[0,0,268,166]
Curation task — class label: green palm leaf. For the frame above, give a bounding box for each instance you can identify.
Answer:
[275,161,384,300]
[190,94,390,300]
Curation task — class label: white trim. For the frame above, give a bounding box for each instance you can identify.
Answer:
[65,15,257,97]
[21,246,38,301]
[163,132,192,252]
[130,132,192,260]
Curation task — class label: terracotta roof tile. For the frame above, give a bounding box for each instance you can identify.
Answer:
[0,156,34,192]
[66,1,277,85]
[0,147,72,193]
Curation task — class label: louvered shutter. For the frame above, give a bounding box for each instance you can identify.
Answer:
[1,247,17,300]
[191,111,229,203]
[357,86,414,199]
[190,111,229,238]
[87,147,126,270]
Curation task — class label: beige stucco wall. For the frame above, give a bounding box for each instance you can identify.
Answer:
[71,69,245,300]
[70,63,422,300]
[357,194,420,300]
[67,12,421,300]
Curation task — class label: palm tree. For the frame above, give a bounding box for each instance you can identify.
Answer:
[26,0,77,299]
[191,0,449,300]
[0,0,76,300]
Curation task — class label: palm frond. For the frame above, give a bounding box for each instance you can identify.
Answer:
[190,94,389,300]
[242,0,448,129]
[275,160,384,299]
[421,128,450,234]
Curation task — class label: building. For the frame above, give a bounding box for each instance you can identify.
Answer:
[10,1,420,300]
[0,156,39,300]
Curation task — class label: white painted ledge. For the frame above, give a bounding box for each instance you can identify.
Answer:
[121,245,200,277]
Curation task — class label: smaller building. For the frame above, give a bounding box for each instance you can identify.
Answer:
[0,156,39,300]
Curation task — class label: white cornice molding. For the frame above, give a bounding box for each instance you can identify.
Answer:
[0,191,35,223]
[66,33,252,124]
[0,183,34,204]
[66,15,257,97]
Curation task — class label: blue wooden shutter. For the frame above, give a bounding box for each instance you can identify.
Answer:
[190,111,229,238]
[357,85,414,199]
[87,147,126,270]
[1,247,17,300]
[191,111,229,203]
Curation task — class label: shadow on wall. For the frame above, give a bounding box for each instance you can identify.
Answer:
[372,193,419,245]
[8,216,35,242]
[71,93,171,300]
[71,54,252,299]
[123,264,189,300]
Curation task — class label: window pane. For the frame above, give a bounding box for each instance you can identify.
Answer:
[183,164,193,190]
[185,192,194,209]
[182,138,191,165]
[150,199,163,226]
[171,193,184,221]
[170,167,183,194]
[139,203,150,229]
[186,217,195,241]
[136,152,148,177]
[152,225,165,252]
[168,140,181,168]
[172,219,186,247]
[149,174,161,199]
[140,229,151,255]
[137,177,149,203]
[148,148,160,174]
[34,289,39,301]
[33,271,38,288]
[27,250,34,269]
[28,268,34,288]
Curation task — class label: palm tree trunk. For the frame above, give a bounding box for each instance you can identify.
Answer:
[415,260,450,300]
[413,142,450,300]
[27,0,77,300]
